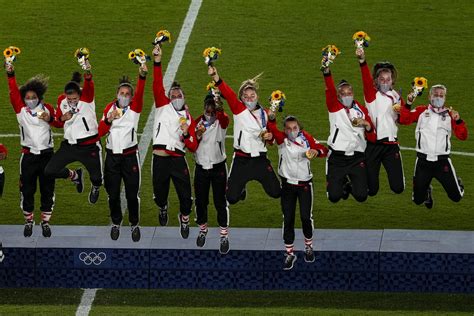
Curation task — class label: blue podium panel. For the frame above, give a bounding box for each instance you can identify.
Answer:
[0,247,36,287]
[150,270,263,290]
[34,248,149,288]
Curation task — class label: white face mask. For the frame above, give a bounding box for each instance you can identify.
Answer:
[171,98,185,111]
[431,97,445,108]
[287,130,300,141]
[378,83,391,93]
[25,99,39,110]
[340,96,353,108]
[204,113,216,124]
[67,99,79,108]
[117,95,131,108]
[244,100,258,110]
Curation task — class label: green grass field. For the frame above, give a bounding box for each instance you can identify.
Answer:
[0,0,473,314]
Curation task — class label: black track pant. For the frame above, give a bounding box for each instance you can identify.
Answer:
[281,179,313,245]
[152,155,192,216]
[226,153,281,204]
[326,150,368,203]
[413,154,464,204]
[104,150,141,226]
[365,142,405,196]
[44,140,103,187]
[194,161,228,228]
[20,151,55,213]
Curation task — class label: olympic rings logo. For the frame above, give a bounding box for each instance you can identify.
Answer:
[78,252,107,266]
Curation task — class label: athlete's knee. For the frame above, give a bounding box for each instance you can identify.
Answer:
[353,193,368,203]
[390,183,405,194]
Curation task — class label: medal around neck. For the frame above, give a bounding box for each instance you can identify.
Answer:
[74,47,90,70]
[128,49,150,65]
[3,46,21,66]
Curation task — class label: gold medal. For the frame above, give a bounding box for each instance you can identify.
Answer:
[116,108,123,117]
[179,116,187,125]
[305,150,313,159]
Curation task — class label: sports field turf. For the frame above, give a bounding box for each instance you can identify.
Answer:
[0,0,473,314]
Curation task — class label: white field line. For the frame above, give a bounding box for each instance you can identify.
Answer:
[76,288,98,316]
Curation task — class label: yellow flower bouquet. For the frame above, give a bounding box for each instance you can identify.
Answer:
[206,81,223,109]
[352,31,371,48]
[320,45,341,70]
[268,90,286,119]
[152,30,171,46]
[74,47,90,70]
[412,77,428,96]
[203,47,222,66]
[3,46,21,64]
[128,48,150,65]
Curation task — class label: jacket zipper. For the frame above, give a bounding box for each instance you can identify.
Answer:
[218,141,223,155]
[278,154,283,170]
[49,130,52,145]
[445,134,448,152]
[155,123,161,137]
[21,126,25,140]
[131,128,135,142]
[82,117,90,132]
[238,131,242,146]
[332,127,339,144]
[417,131,421,149]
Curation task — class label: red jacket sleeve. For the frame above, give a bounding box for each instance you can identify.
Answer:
[215,79,246,115]
[153,62,170,108]
[399,104,425,125]
[360,61,377,103]
[80,73,94,103]
[183,114,198,152]
[98,102,115,137]
[266,119,286,145]
[358,102,377,143]
[451,118,468,141]
[302,130,328,158]
[54,94,66,128]
[323,72,343,113]
[130,75,146,113]
[43,103,57,126]
[7,74,24,114]
[216,110,230,129]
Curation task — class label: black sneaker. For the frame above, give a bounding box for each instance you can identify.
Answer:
[23,221,34,238]
[304,246,315,263]
[88,185,100,204]
[158,206,168,226]
[178,214,189,239]
[342,177,352,200]
[219,236,230,254]
[72,168,84,193]
[283,253,297,270]
[131,225,141,242]
[196,230,207,247]
[240,188,247,201]
[41,221,52,238]
[110,224,120,240]
[424,185,434,209]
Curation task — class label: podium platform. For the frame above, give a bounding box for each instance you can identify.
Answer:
[0,225,473,292]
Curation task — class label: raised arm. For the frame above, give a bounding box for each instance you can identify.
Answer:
[208,66,246,115]
[5,65,24,114]
[356,48,377,103]
[267,117,286,145]
[152,46,170,107]
[130,64,147,113]
[322,68,343,113]
[399,104,425,125]
[80,73,94,103]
